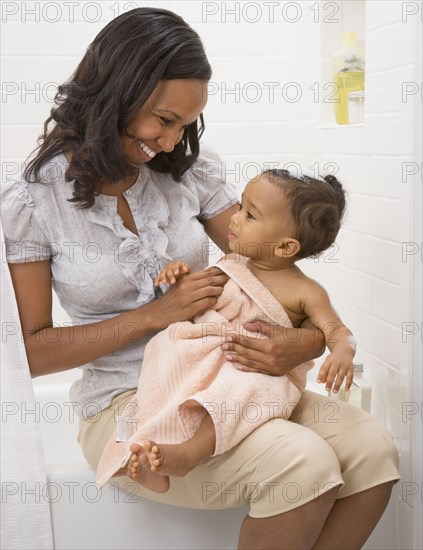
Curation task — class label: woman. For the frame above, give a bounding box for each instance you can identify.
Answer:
[1,8,399,549]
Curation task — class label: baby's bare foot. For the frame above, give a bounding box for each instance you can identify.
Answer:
[126,442,170,493]
[142,440,204,478]
[141,441,164,472]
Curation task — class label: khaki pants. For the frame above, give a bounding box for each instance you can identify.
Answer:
[78,389,400,518]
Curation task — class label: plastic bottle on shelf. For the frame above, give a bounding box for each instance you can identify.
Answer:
[332,32,365,125]
[328,362,372,412]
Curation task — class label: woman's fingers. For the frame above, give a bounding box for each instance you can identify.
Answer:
[219,321,308,376]
[221,335,279,375]
[190,267,228,284]
[177,269,229,296]
[154,267,229,325]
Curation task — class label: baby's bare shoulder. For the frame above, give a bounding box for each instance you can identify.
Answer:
[296,276,332,310]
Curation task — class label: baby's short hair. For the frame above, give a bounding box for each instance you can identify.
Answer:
[262,169,346,260]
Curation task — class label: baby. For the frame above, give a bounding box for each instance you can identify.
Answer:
[98,168,356,493]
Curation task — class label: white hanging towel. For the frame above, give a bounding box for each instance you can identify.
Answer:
[0,221,54,550]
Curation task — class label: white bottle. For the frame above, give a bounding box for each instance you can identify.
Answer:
[328,363,372,412]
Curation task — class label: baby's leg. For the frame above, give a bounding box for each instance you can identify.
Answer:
[127,411,216,484]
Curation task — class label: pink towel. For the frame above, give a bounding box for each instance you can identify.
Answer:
[96,255,313,488]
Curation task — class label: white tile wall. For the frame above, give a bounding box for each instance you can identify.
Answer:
[366,0,406,30]
[373,278,401,327]
[366,22,416,72]
[1,57,78,125]
[2,0,421,547]
[359,311,401,368]
[345,194,403,242]
[196,22,293,58]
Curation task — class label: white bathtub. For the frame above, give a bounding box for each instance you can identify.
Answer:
[34,381,398,550]
[34,383,247,550]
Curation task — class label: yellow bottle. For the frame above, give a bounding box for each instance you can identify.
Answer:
[333,33,365,125]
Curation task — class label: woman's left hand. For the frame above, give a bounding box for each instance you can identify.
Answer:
[221,319,325,375]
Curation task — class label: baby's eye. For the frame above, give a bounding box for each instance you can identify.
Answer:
[246,211,255,220]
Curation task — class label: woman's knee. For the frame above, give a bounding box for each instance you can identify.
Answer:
[263,425,343,480]
[336,416,400,497]
[248,425,344,517]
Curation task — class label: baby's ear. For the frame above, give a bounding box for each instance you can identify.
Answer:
[274,238,301,259]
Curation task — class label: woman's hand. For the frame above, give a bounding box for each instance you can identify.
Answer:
[151,267,229,330]
[220,319,325,376]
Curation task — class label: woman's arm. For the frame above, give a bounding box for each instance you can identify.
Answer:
[220,319,325,376]
[8,260,229,377]
[201,203,240,254]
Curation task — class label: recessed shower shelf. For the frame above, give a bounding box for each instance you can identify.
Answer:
[320,123,364,130]
[319,0,366,128]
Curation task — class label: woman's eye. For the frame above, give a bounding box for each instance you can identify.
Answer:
[160,117,172,125]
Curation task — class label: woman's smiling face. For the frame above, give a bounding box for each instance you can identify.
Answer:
[121,79,208,165]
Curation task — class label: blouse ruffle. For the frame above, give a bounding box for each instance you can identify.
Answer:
[84,172,172,305]
[1,178,51,263]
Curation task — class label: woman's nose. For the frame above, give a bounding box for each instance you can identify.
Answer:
[158,128,183,153]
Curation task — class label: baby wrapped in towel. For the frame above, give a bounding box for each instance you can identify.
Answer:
[97,169,356,493]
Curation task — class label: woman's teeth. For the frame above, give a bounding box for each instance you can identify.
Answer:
[138,140,156,159]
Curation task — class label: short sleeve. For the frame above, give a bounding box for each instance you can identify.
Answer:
[189,143,239,220]
[1,178,52,263]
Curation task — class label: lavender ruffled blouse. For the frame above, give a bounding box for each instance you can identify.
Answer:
[1,144,238,416]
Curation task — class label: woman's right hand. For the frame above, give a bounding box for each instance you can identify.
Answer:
[150,266,229,329]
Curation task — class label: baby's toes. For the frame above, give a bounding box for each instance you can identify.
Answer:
[152,456,163,468]
[151,444,160,456]
[127,454,139,473]
[129,452,138,465]
[149,446,163,471]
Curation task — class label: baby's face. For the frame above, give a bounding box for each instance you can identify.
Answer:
[228,175,296,261]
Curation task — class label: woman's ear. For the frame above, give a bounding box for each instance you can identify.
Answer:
[274,238,301,259]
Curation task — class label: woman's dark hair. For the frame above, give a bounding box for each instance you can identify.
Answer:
[263,169,346,260]
[24,8,212,208]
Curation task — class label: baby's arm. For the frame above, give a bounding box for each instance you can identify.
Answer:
[154,260,191,287]
[301,280,356,393]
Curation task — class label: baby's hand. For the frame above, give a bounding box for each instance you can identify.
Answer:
[317,353,354,394]
[154,261,191,287]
